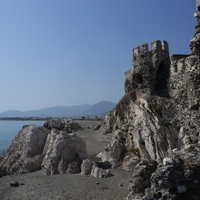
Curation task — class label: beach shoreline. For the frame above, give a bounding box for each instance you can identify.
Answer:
[0,120,132,200]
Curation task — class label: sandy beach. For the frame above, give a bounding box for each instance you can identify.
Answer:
[0,120,132,200]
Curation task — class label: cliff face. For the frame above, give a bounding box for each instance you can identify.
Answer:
[99,3,200,170]
[98,1,200,198]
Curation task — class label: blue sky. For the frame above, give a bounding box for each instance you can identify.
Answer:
[0,0,196,112]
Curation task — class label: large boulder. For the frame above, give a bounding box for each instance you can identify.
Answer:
[81,159,94,175]
[44,118,83,132]
[128,160,157,193]
[0,125,50,174]
[0,120,88,175]
[97,129,127,167]
[41,129,87,175]
[91,163,113,178]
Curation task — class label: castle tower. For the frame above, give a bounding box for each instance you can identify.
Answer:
[124,40,170,97]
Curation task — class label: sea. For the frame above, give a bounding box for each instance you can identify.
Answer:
[0,120,46,156]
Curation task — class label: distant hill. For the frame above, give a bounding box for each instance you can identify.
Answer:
[0,101,116,118]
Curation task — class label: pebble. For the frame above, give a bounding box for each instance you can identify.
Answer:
[177,185,187,193]
[10,181,19,187]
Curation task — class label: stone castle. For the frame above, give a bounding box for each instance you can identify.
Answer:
[99,0,200,174]
[124,2,200,110]
[98,2,200,198]
[124,40,170,98]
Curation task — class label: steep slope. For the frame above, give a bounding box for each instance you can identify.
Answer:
[98,2,200,199]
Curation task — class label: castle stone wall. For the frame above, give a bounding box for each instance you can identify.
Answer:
[125,40,170,97]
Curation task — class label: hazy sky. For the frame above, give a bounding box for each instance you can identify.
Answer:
[0,0,196,112]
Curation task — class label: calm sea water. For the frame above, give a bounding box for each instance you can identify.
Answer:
[0,120,46,156]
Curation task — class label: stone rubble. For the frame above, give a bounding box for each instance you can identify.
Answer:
[127,151,200,200]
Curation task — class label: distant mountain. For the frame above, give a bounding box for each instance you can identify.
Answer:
[78,101,116,116]
[0,101,116,118]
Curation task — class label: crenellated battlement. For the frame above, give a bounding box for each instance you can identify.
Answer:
[170,55,189,75]
[162,41,169,52]
[133,46,140,57]
[151,40,169,52]
[133,41,169,56]
[126,40,171,97]
[132,43,149,58]
[132,40,169,68]
[132,43,149,57]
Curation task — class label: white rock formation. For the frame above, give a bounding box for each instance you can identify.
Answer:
[42,129,87,175]
[81,159,94,175]
[44,118,83,131]
[0,120,87,175]
[0,125,50,174]
[99,97,178,168]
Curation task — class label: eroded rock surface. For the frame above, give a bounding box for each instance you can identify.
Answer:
[0,119,87,175]
[42,129,87,175]
[127,151,200,200]
[98,1,200,199]
[91,163,113,178]
[100,27,199,172]
[0,125,50,174]
[81,159,94,175]
[44,118,83,131]
[99,96,179,167]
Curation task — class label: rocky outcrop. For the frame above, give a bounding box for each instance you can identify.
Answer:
[99,96,179,167]
[0,118,116,177]
[44,118,83,131]
[98,0,200,198]
[99,40,179,168]
[0,119,87,175]
[99,2,200,169]
[91,163,113,178]
[81,159,94,175]
[42,129,87,175]
[0,125,50,174]
[128,160,157,194]
[127,151,200,200]
[80,158,113,178]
